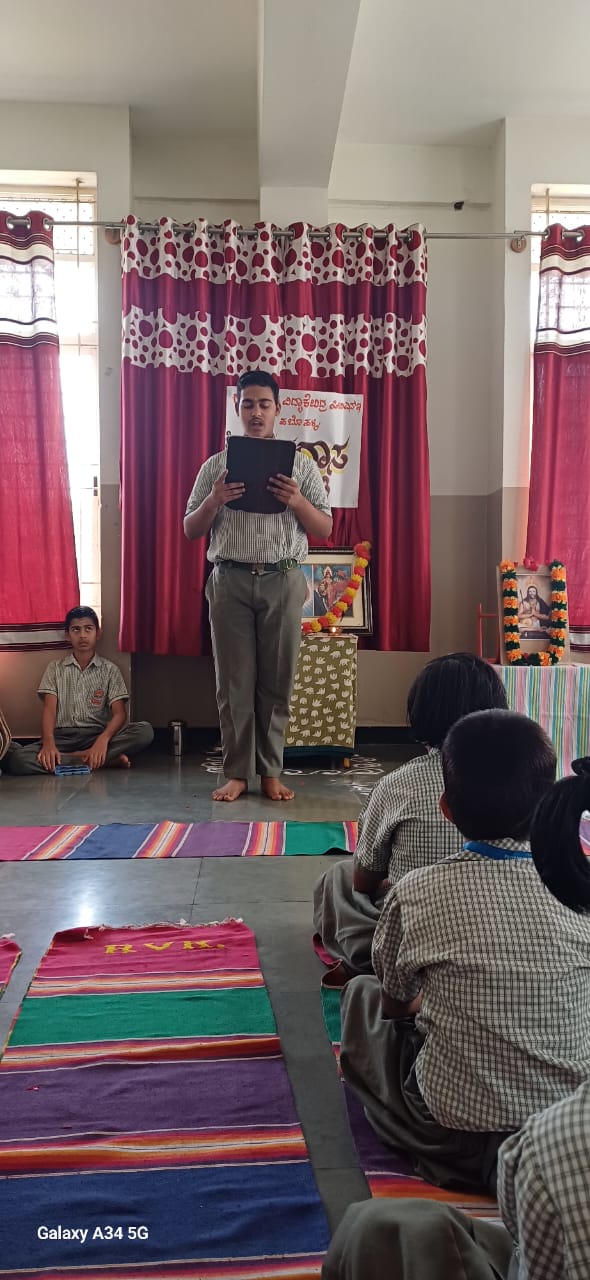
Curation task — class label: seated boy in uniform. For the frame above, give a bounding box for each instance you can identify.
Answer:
[324,765,590,1280]
[339,709,590,1193]
[5,607,153,774]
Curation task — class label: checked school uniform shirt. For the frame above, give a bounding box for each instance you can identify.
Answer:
[38,655,129,730]
[185,447,330,565]
[353,748,463,886]
[498,1081,590,1280]
[372,841,590,1131]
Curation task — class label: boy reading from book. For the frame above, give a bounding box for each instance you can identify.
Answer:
[5,607,153,774]
[184,369,332,803]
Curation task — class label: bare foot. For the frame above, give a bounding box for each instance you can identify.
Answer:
[261,776,295,802]
[212,778,248,802]
[321,960,356,990]
[109,754,131,769]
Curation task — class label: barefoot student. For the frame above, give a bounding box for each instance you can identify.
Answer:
[184,369,332,803]
[4,607,153,774]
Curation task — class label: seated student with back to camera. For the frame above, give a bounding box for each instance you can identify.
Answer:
[313,653,507,983]
[4,606,153,775]
[323,762,590,1280]
[339,709,590,1194]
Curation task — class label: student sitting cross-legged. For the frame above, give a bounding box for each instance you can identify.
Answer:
[5,607,153,775]
[323,766,590,1280]
[313,654,507,983]
[339,709,590,1195]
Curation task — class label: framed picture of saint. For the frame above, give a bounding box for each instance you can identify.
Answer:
[497,563,570,662]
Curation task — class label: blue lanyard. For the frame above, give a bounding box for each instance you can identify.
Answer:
[464,840,531,862]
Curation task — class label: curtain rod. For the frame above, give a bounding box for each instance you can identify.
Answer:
[5,214,584,246]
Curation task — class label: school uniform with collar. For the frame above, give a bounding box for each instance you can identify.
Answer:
[340,838,590,1192]
[4,653,153,774]
[186,447,330,781]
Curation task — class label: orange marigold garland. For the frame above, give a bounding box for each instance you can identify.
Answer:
[500,559,567,666]
[302,541,372,635]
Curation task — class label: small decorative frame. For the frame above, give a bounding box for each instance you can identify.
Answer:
[302,545,373,634]
[498,560,569,665]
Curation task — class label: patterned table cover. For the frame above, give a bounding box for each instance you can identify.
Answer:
[286,635,358,751]
[496,663,590,778]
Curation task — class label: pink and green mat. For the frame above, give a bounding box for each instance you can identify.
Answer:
[0,820,357,860]
[320,986,499,1220]
[0,920,329,1278]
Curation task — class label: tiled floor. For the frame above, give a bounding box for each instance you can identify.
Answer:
[0,745,415,1231]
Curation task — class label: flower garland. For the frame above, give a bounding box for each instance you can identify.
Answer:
[302,541,372,635]
[500,559,568,666]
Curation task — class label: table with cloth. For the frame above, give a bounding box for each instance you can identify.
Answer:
[496,663,590,778]
[286,634,358,763]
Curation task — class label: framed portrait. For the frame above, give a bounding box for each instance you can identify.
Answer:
[303,549,373,634]
[497,563,570,662]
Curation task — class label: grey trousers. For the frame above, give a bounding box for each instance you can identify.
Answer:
[313,860,384,973]
[4,722,154,775]
[206,562,307,779]
[340,976,512,1194]
[322,1200,515,1280]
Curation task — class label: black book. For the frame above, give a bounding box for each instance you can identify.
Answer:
[226,436,296,514]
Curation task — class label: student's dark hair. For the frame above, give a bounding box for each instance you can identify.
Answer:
[406,652,508,748]
[64,606,100,631]
[530,760,590,913]
[442,709,556,840]
[236,369,280,405]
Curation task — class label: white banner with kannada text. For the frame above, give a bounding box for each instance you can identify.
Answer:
[225,388,363,508]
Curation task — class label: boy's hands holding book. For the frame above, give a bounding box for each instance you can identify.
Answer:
[211,469,245,510]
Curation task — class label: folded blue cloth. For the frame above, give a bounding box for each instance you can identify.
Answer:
[54,763,91,776]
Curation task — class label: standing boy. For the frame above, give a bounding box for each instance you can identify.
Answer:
[184,370,332,803]
[5,607,153,773]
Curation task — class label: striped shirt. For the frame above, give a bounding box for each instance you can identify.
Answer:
[498,1081,590,1280]
[38,655,129,729]
[185,447,330,564]
[354,749,463,885]
[373,844,590,1131]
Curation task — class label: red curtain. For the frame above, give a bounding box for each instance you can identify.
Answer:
[0,212,79,642]
[527,224,590,650]
[120,218,430,654]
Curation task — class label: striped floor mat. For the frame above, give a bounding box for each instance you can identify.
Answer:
[0,921,329,1277]
[321,988,498,1218]
[0,937,20,997]
[0,820,357,861]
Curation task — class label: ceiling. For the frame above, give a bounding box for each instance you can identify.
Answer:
[0,0,258,137]
[1,0,590,147]
[339,0,590,146]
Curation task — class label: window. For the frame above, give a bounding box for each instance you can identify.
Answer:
[0,182,100,614]
[530,188,590,342]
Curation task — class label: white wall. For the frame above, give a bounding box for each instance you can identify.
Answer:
[132,135,259,224]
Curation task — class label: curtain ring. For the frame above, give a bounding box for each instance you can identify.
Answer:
[42,217,52,232]
[6,215,32,232]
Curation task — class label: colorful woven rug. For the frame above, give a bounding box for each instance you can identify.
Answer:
[321,987,498,1219]
[0,920,329,1277]
[0,820,357,861]
[0,937,20,997]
